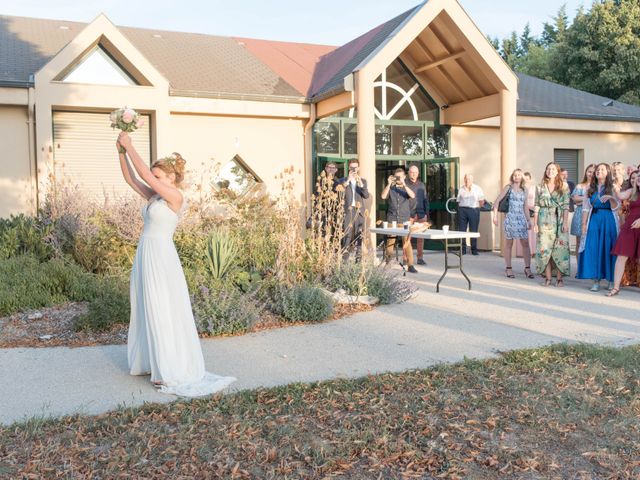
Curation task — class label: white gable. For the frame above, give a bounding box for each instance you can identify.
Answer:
[62,45,137,86]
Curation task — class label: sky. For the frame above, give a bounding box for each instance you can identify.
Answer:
[0,0,588,45]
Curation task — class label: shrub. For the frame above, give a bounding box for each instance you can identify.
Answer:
[74,278,130,332]
[0,256,128,319]
[205,229,239,280]
[0,214,54,262]
[273,284,333,323]
[192,282,262,336]
[44,187,142,275]
[326,261,416,304]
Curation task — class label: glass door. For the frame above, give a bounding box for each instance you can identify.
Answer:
[423,157,459,249]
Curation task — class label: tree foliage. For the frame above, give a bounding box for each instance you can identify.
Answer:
[490,1,640,105]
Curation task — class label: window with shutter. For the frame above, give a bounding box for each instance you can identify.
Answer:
[554,149,579,184]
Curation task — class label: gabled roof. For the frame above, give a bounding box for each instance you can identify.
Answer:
[307,5,421,101]
[232,37,335,98]
[2,13,640,123]
[0,14,305,100]
[517,73,640,122]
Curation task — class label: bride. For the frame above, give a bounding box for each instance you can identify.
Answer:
[116,131,236,396]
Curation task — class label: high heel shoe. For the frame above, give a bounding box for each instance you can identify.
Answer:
[505,267,515,278]
[524,267,534,279]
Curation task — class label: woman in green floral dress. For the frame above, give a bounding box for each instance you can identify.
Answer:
[534,162,571,286]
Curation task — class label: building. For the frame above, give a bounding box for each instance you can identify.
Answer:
[2,0,640,250]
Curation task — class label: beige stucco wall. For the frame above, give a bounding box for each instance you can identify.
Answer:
[0,106,34,217]
[168,114,307,203]
[452,124,640,249]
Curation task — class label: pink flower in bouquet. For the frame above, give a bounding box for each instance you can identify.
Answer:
[136,118,145,128]
[122,110,134,124]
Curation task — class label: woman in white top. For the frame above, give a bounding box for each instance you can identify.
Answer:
[457,174,485,255]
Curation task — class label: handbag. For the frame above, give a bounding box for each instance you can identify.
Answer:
[497,187,511,213]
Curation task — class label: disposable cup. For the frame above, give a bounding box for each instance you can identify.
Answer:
[442,225,450,233]
[382,222,388,229]
[391,221,397,228]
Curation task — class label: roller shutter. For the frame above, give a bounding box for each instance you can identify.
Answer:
[553,149,579,184]
[53,111,151,197]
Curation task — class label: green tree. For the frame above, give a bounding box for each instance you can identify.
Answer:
[554,0,640,104]
[541,4,569,47]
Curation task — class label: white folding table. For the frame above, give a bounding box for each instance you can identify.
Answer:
[370,227,481,292]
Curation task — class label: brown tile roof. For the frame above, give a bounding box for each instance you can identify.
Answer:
[0,14,304,99]
[308,5,422,100]
[233,37,335,97]
[3,12,640,122]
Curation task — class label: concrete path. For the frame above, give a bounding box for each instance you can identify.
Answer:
[1,253,639,425]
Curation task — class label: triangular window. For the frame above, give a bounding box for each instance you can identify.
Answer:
[214,156,261,197]
[61,45,138,86]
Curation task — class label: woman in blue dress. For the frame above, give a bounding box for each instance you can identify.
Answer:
[570,164,595,273]
[577,163,619,291]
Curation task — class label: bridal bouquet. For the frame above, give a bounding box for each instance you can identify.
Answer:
[110,106,144,133]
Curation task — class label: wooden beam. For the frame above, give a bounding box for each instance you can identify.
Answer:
[399,52,448,106]
[415,51,465,73]
[440,93,500,125]
[315,91,355,118]
[413,35,468,102]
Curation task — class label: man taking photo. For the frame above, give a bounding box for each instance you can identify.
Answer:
[335,159,369,260]
[381,167,417,273]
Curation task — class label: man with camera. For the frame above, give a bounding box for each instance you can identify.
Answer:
[381,167,417,273]
[335,159,369,259]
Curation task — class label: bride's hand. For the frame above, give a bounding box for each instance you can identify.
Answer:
[631,219,640,229]
[118,131,132,149]
[115,140,125,154]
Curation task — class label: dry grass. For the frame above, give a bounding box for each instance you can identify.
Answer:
[1,343,638,479]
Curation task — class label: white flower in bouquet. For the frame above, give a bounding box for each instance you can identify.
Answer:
[110,106,144,133]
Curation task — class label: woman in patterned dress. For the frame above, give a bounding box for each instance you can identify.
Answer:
[570,164,595,274]
[493,169,533,278]
[609,170,640,296]
[534,162,571,287]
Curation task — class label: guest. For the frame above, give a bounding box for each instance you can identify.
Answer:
[406,164,429,265]
[335,159,369,260]
[524,172,536,255]
[560,168,576,214]
[381,167,417,273]
[619,169,639,287]
[609,170,640,296]
[493,169,533,278]
[612,161,626,195]
[625,165,636,186]
[457,174,485,255]
[577,163,619,291]
[534,162,570,286]
[570,164,596,272]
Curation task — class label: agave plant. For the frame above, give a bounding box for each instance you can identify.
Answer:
[205,229,239,280]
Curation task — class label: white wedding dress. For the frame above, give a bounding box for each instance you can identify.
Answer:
[128,194,236,396]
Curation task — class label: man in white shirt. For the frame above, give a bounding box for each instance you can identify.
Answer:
[456,174,485,255]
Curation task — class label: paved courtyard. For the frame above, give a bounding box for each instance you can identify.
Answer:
[1,252,638,425]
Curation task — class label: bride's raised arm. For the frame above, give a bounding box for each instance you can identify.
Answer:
[118,132,183,209]
[117,139,155,200]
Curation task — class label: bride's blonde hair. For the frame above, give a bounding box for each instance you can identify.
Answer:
[151,152,186,186]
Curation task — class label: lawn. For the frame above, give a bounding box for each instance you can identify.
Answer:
[1,343,638,479]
